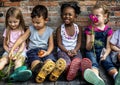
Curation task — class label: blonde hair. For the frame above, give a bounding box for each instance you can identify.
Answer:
[93,3,110,24]
[5,7,26,45]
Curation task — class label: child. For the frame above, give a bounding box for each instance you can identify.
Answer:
[84,3,120,85]
[0,7,32,82]
[57,1,92,81]
[9,5,66,83]
[109,29,120,85]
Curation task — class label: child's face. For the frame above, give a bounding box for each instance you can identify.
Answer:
[92,8,107,26]
[32,16,47,30]
[8,16,20,30]
[62,7,76,25]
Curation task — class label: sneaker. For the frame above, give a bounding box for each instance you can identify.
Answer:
[49,58,66,81]
[115,68,120,85]
[84,69,105,85]
[35,60,55,83]
[81,58,92,77]
[67,57,81,81]
[9,66,32,82]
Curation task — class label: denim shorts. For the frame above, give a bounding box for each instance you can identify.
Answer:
[26,48,56,65]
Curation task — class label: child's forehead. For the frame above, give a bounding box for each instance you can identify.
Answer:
[8,16,19,21]
[92,8,104,14]
[32,16,44,21]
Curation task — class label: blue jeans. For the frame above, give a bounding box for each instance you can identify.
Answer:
[86,50,116,71]
[26,48,56,66]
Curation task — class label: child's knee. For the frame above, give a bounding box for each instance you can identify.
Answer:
[0,57,9,64]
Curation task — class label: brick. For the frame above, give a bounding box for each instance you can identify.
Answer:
[4,2,20,6]
[0,17,5,23]
[79,1,96,6]
[110,6,120,11]
[114,11,120,16]
[76,16,89,22]
[1,0,9,1]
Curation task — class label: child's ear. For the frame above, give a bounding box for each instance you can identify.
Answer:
[104,13,108,19]
[45,18,49,23]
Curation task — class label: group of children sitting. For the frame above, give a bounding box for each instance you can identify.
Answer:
[0,1,120,85]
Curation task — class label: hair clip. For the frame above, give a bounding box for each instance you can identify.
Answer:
[89,14,98,23]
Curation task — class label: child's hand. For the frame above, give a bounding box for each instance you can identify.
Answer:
[117,53,120,62]
[38,50,47,58]
[67,50,76,57]
[100,55,106,61]
[12,52,21,60]
[90,34,95,43]
[70,49,77,56]
[8,50,14,60]
[67,50,73,57]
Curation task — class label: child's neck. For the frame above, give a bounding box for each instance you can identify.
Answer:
[65,23,73,28]
[93,24,106,31]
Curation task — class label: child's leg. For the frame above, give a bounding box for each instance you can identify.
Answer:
[0,56,9,70]
[14,55,25,69]
[84,51,105,85]
[9,55,32,82]
[31,60,41,70]
[57,51,71,69]
[67,52,82,81]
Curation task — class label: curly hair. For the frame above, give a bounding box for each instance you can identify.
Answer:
[61,1,81,15]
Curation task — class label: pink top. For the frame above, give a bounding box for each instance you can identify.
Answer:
[3,29,26,52]
[85,25,113,36]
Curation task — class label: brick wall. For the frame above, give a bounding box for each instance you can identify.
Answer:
[0,0,120,30]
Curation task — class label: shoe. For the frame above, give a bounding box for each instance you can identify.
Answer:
[49,58,66,81]
[115,68,120,85]
[9,66,32,82]
[84,69,105,85]
[67,57,81,81]
[35,60,55,83]
[81,58,92,77]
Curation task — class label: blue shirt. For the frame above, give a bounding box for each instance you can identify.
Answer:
[28,25,53,50]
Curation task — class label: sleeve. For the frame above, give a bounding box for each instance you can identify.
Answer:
[110,29,119,45]
[3,29,6,37]
[84,27,92,35]
[107,28,113,36]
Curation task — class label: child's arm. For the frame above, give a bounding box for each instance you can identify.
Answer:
[86,34,95,50]
[74,26,82,52]
[9,29,30,58]
[3,37,9,53]
[101,35,112,60]
[57,27,68,53]
[40,33,54,57]
[111,43,120,52]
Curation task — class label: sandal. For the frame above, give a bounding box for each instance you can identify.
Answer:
[49,58,66,81]
[9,66,32,82]
[35,60,55,83]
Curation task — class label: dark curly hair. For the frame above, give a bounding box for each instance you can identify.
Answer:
[61,1,81,15]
